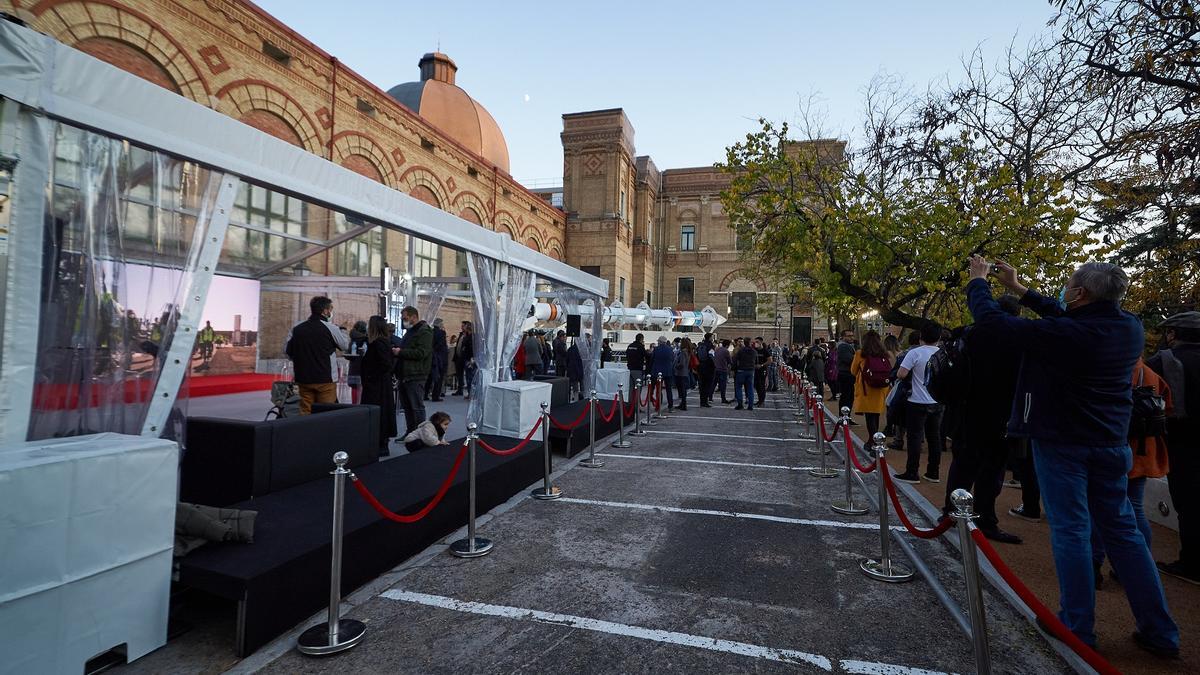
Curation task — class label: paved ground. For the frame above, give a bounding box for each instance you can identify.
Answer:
[240,387,1067,674]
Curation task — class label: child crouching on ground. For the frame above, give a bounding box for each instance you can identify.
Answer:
[403,411,451,453]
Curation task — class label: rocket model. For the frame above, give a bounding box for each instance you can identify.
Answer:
[528,300,726,331]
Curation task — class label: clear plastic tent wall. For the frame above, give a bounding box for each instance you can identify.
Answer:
[23,120,233,441]
[550,285,603,395]
[465,253,536,426]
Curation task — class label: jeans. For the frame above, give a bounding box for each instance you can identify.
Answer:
[398,379,426,435]
[675,375,689,409]
[735,370,755,408]
[628,369,643,392]
[768,365,779,391]
[715,370,729,401]
[653,370,673,409]
[1033,440,1179,649]
[1092,476,1150,564]
[754,368,767,405]
[904,402,943,477]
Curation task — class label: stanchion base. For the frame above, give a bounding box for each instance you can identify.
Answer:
[578,458,606,468]
[629,429,648,435]
[642,419,657,426]
[831,499,869,515]
[296,619,367,656]
[449,537,494,558]
[530,486,562,500]
[860,558,915,583]
[610,440,633,448]
[808,468,840,478]
[805,446,831,455]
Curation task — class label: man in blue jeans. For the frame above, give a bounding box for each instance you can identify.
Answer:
[965,256,1179,658]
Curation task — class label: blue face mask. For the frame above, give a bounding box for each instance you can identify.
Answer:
[1057,286,1081,310]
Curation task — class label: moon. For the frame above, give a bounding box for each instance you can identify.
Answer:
[523,93,530,103]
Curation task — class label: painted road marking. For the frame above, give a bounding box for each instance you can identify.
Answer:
[666,414,790,424]
[596,452,816,472]
[646,430,806,442]
[557,497,904,531]
[380,590,951,675]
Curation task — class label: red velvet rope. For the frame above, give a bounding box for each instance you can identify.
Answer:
[843,424,877,473]
[597,395,620,423]
[653,380,662,411]
[878,457,954,539]
[624,395,638,416]
[549,401,591,430]
[640,384,653,407]
[351,443,468,523]
[968,529,1121,675]
[477,416,543,456]
[816,408,842,443]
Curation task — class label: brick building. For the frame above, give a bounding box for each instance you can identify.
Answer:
[3,0,819,349]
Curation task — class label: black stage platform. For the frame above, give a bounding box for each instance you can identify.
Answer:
[548,397,637,458]
[177,433,543,656]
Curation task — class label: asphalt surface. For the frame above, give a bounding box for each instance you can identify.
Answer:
[251,387,1069,674]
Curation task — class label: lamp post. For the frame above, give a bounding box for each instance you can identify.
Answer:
[787,292,798,344]
[774,314,782,342]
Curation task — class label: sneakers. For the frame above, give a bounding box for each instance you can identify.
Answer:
[1008,505,1042,523]
[893,472,921,484]
[734,404,744,410]
[921,472,940,484]
[1132,631,1181,659]
[1156,560,1200,585]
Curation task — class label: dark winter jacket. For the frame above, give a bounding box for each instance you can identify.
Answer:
[966,278,1142,446]
[286,315,347,384]
[625,341,648,371]
[649,343,675,378]
[395,320,434,382]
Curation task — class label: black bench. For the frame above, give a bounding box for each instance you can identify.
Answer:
[176,434,543,656]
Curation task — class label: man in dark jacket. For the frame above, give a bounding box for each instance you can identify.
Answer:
[1148,311,1200,585]
[285,296,349,414]
[426,318,449,401]
[967,256,1178,657]
[942,295,1023,544]
[697,333,716,407]
[836,331,857,420]
[457,321,476,398]
[625,333,648,392]
[753,337,770,407]
[553,331,569,377]
[734,338,758,411]
[395,306,433,435]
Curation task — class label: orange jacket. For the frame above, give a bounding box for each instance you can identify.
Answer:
[1130,359,1171,479]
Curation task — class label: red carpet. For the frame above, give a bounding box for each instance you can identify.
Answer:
[32,373,276,410]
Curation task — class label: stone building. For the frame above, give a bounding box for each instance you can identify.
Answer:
[2,0,819,350]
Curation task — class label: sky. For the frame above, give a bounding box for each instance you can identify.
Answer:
[121,264,260,331]
[251,1,1061,186]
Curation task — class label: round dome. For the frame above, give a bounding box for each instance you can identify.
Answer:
[387,53,510,173]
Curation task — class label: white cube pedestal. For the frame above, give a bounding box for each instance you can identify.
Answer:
[0,433,178,674]
[480,380,553,439]
[595,366,630,400]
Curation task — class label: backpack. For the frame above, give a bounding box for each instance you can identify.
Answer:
[862,354,892,388]
[925,335,970,405]
[1129,366,1167,456]
[824,351,838,383]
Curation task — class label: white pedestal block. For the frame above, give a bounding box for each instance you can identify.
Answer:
[480,380,553,439]
[0,433,178,674]
[595,366,629,400]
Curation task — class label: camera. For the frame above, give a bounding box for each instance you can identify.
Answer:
[988,263,999,275]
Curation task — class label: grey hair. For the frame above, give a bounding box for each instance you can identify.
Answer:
[1071,262,1129,303]
[657,335,670,345]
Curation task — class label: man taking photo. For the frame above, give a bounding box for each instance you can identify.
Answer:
[965,255,1179,658]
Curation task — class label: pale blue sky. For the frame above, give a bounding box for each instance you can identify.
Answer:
[252,1,1059,185]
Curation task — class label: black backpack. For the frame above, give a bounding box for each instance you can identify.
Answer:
[1130,366,1167,456]
[925,333,971,405]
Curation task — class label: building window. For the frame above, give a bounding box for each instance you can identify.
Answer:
[335,227,383,277]
[678,277,694,305]
[680,224,695,251]
[581,265,601,277]
[619,277,626,304]
[646,290,652,306]
[619,190,626,222]
[230,183,306,262]
[735,230,751,251]
[730,292,757,321]
[413,237,441,278]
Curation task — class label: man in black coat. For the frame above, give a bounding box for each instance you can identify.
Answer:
[285,296,349,414]
[625,333,648,392]
[697,333,716,407]
[942,295,1023,544]
[553,330,569,377]
[426,318,448,401]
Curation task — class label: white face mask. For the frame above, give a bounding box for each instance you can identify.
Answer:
[401,319,412,330]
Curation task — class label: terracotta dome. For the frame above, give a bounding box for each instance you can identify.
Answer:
[388,53,510,173]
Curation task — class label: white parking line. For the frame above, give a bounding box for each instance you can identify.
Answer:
[596,452,816,471]
[558,497,903,531]
[380,590,951,675]
[666,415,788,424]
[646,430,805,442]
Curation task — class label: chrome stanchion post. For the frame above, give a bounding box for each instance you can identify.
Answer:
[630,378,647,436]
[531,402,562,500]
[805,399,832,457]
[611,383,632,448]
[831,427,869,515]
[644,377,657,426]
[797,377,814,439]
[808,406,840,478]
[655,374,668,418]
[860,434,914,582]
[952,489,992,675]
[579,390,605,468]
[450,423,493,557]
[297,452,367,655]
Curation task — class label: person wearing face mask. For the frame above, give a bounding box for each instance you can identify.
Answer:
[965,255,1180,659]
[285,296,350,414]
[394,306,433,436]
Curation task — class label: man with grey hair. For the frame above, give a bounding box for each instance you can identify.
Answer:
[965,256,1179,658]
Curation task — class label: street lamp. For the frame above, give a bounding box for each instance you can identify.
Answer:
[787,292,798,344]
[774,313,782,342]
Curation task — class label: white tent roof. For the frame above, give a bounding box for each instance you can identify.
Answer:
[0,20,607,297]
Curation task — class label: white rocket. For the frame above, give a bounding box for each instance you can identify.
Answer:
[529,300,727,331]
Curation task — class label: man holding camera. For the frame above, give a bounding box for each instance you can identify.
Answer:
[965,255,1178,658]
